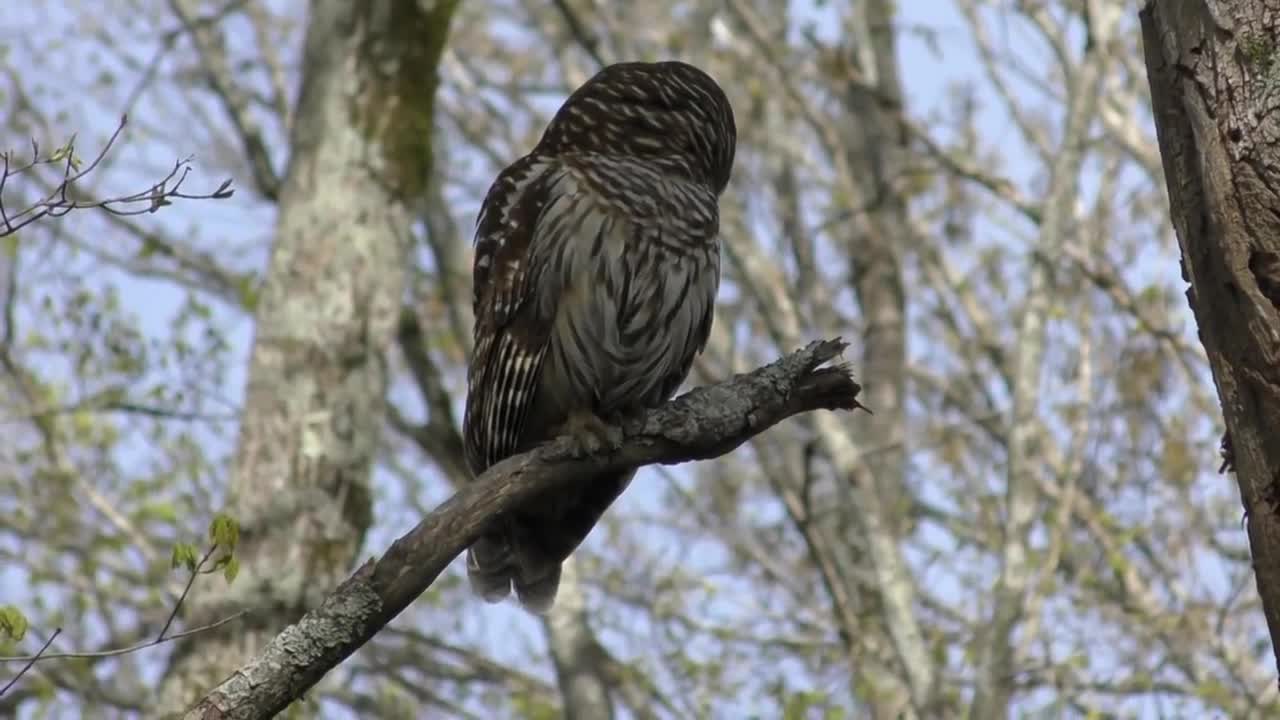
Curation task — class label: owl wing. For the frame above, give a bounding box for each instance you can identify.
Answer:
[463,156,567,476]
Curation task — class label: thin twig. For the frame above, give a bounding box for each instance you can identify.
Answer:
[551,0,607,69]
[158,545,218,642]
[0,613,245,664]
[0,115,234,237]
[0,628,60,697]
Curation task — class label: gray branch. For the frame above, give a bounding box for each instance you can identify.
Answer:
[180,339,865,720]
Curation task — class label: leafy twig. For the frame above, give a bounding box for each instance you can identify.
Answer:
[158,545,218,642]
[0,514,242,696]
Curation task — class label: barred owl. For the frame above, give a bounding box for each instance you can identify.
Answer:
[463,61,737,611]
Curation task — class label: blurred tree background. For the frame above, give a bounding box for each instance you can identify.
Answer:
[1,0,1273,718]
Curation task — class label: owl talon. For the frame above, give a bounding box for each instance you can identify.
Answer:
[560,410,623,458]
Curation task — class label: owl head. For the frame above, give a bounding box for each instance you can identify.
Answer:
[535,61,737,195]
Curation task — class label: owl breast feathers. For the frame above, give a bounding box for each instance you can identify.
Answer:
[462,60,736,612]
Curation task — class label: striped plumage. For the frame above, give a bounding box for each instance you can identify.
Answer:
[462,61,737,611]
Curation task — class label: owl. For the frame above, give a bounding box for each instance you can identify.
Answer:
[463,60,737,611]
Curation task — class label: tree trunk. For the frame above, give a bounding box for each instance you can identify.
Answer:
[829,1,934,715]
[543,560,615,720]
[1141,0,1280,676]
[156,0,459,711]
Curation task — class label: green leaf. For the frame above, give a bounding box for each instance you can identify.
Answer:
[137,501,180,524]
[0,605,29,641]
[236,274,258,311]
[47,137,82,170]
[171,542,199,572]
[783,690,824,720]
[511,693,560,720]
[223,555,240,585]
[209,512,240,552]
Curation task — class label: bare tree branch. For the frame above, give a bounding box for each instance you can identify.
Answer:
[0,613,244,667]
[0,115,234,237]
[168,0,282,201]
[183,338,863,719]
[0,629,58,698]
[550,0,607,69]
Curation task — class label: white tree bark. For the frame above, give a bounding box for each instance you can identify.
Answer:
[156,1,460,711]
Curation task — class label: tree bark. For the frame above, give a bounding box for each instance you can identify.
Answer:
[542,560,615,720]
[182,339,863,719]
[156,0,459,712]
[1141,0,1280,676]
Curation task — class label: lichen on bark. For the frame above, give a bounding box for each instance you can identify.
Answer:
[351,0,460,202]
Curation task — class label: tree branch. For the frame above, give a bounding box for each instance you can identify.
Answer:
[183,338,864,719]
[0,115,234,237]
[168,0,282,201]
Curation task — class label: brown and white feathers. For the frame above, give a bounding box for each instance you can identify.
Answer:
[463,61,737,611]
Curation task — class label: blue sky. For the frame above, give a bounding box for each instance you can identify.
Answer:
[1,2,1253,718]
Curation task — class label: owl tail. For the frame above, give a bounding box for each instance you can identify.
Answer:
[466,529,562,613]
[513,561,562,613]
[465,532,517,603]
[466,469,636,613]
